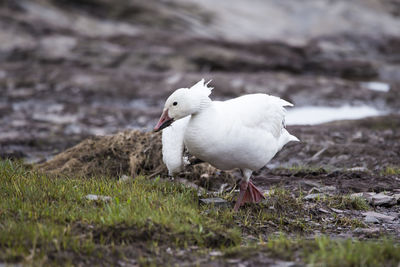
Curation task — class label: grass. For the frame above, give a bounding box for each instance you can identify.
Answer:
[1,160,399,266]
[226,234,400,267]
[323,195,370,211]
[381,166,400,176]
[0,160,240,265]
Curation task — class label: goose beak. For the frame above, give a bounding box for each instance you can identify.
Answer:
[154,109,174,132]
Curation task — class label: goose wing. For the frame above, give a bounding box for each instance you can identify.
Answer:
[222,94,293,138]
[161,116,190,176]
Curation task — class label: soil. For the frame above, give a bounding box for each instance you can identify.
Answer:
[1,0,400,265]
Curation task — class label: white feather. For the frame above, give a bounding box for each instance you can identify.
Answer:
[161,116,190,176]
[189,78,213,96]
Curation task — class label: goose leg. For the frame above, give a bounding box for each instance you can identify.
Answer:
[233,169,265,211]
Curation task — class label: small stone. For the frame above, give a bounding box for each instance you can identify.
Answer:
[320,185,336,193]
[354,227,380,235]
[199,198,229,207]
[370,193,397,206]
[304,193,325,200]
[272,261,298,267]
[362,211,395,222]
[209,251,223,257]
[350,192,377,204]
[85,194,112,202]
[348,166,368,172]
[364,216,380,224]
[319,208,329,213]
[330,208,344,213]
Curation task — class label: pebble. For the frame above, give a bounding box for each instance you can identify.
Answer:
[85,194,112,202]
[348,166,368,172]
[209,251,223,257]
[352,192,397,206]
[364,215,380,224]
[304,193,325,200]
[330,208,344,213]
[199,198,229,207]
[362,211,396,223]
[319,208,329,213]
[354,227,380,235]
[370,193,397,206]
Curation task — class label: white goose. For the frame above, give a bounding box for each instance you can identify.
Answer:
[155,80,299,211]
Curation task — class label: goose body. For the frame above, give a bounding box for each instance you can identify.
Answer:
[184,94,297,171]
[156,80,299,210]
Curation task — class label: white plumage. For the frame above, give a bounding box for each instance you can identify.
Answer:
[155,79,299,210]
[162,116,190,176]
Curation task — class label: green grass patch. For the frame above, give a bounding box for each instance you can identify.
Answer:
[381,166,400,176]
[0,160,240,264]
[225,234,400,267]
[324,195,370,211]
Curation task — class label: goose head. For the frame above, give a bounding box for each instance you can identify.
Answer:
[154,79,213,132]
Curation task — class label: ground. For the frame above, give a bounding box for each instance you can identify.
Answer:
[1,0,400,266]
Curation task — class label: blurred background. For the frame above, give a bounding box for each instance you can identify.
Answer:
[1,0,399,164]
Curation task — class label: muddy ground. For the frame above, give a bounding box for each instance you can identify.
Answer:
[1,0,400,265]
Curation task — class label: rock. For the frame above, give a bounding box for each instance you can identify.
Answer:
[350,192,377,204]
[321,185,336,193]
[304,193,325,200]
[362,211,396,223]
[85,194,112,202]
[319,208,329,214]
[272,261,298,267]
[370,192,397,206]
[199,198,229,207]
[330,208,344,213]
[226,259,241,264]
[364,215,380,224]
[354,227,380,235]
[348,166,368,172]
[209,251,223,257]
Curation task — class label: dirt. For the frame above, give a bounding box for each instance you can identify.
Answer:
[1,0,400,265]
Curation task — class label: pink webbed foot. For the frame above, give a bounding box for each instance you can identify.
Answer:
[233,180,265,211]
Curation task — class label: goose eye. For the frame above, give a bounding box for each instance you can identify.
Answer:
[173,102,178,106]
